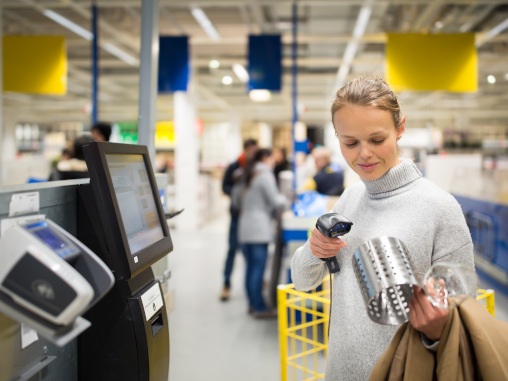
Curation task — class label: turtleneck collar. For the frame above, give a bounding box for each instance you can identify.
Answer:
[361,158,422,199]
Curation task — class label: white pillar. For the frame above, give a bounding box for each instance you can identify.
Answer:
[227,112,242,162]
[174,91,199,231]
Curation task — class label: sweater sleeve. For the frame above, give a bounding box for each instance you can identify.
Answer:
[431,194,474,269]
[291,240,328,291]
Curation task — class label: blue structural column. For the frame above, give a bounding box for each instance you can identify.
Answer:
[138,0,159,165]
[91,4,98,124]
[291,1,298,193]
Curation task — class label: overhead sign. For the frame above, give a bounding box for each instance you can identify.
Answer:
[248,34,282,91]
[158,36,190,93]
[3,36,67,95]
[386,33,477,92]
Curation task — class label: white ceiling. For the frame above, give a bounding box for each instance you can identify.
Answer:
[2,0,508,135]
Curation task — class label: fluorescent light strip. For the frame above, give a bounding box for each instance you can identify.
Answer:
[103,43,139,66]
[43,9,139,66]
[191,7,220,41]
[43,9,93,41]
[486,17,508,39]
[353,6,372,39]
[336,3,372,87]
[232,63,249,83]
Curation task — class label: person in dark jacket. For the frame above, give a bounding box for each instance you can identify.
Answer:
[272,147,291,187]
[220,138,258,301]
[302,146,344,195]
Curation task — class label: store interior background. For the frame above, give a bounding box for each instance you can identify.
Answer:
[1,1,508,380]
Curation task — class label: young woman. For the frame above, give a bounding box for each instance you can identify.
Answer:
[291,77,474,380]
[233,148,287,317]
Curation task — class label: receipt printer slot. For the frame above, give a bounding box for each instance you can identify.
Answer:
[151,312,163,336]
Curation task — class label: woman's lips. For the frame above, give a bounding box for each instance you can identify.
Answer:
[357,162,379,171]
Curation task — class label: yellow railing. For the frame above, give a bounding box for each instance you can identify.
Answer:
[278,283,495,381]
[476,288,496,317]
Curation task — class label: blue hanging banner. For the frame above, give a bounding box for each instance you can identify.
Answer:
[158,36,189,93]
[248,34,282,91]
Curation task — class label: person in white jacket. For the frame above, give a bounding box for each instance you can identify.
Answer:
[291,77,474,380]
[233,148,287,318]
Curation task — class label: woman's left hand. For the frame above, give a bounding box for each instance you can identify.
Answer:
[409,285,449,341]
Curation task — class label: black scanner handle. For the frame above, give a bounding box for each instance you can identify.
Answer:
[322,257,341,274]
[315,213,353,274]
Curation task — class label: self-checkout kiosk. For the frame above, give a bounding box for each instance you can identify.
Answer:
[77,141,173,381]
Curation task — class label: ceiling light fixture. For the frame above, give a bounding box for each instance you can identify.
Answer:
[249,89,271,102]
[209,59,220,69]
[352,5,372,39]
[336,1,373,88]
[487,75,496,84]
[191,7,220,41]
[222,75,233,85]
[485,18,508,40]
[43,9,93,40]
[232,63,249,83]
[103,43,139,66]
[43,9,139,66]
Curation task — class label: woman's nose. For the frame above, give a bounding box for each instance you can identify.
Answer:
[359,143,372,159]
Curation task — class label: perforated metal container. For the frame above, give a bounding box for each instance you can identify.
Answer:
[352,236,419,325]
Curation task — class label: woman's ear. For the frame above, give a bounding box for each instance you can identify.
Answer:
[397,116,406,140]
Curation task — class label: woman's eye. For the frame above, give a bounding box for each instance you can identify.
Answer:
[372,139,385,144]
[344,142,358,147]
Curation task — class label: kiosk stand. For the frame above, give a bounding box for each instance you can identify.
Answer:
[77,142,173,381]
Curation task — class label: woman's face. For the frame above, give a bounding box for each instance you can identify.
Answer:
[333,105,405,181]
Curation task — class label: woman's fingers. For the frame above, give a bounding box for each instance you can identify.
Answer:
[309,227,347,258]
[409,285,449,341]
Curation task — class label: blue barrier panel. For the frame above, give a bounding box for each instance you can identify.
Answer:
[454,194,508,295]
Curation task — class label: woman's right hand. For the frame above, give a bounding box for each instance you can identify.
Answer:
[309,227,347,260]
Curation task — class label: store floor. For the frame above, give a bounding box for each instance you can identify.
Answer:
[167,212,508,381]
[168,212,280,381]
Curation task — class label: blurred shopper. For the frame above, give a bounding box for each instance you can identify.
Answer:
[232,149,287,318]
[291,77,474,380]
[220,138,258,301]
[272,147,291,187]
[49,135,94,181]
[91,122,112,142]
[301,146,344,195]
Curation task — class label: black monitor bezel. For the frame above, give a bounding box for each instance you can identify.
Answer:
[83,141,173,280]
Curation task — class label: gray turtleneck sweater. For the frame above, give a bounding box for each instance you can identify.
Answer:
[291,159,474,381]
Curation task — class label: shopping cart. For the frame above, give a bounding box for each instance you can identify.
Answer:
[278,281,495,381]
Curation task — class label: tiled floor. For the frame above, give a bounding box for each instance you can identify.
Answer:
[167,212,508,381]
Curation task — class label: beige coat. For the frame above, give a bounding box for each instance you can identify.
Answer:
[370,297,508,381]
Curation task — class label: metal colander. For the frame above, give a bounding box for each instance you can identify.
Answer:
[352,236,419,325]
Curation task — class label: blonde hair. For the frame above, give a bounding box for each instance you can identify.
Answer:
[331,77,403,130]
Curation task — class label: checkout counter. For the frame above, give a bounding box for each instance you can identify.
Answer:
[0,142,174,381]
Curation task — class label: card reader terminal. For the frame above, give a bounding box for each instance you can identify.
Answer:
[0,220,95,326]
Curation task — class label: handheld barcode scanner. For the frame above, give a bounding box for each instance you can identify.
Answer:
[315,213,353,274]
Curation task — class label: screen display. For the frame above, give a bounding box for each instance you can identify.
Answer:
[106,154,164,255]
[25,221,80,260]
